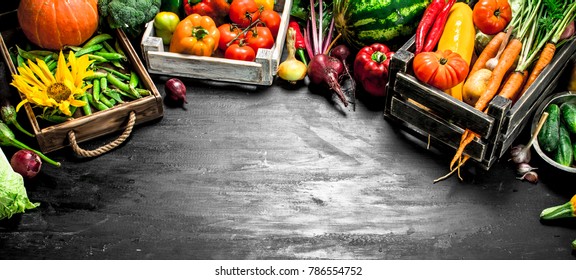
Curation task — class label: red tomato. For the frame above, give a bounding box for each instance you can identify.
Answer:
[225,43,256,61]
[245,26,275,54]
[229,0,261,28]
[258,9,282,38]
[217,23,243,51]
[412,50,469,91]
[472,0,512,35]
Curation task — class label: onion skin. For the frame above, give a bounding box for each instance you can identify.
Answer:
[164,78,188,107]
[10,149,42,179]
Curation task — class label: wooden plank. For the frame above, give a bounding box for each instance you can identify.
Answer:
[390,97,486,162]
[384,49,413,119]
[394,72,495,138]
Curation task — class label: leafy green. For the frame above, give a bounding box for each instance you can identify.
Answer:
[0,147,39,220]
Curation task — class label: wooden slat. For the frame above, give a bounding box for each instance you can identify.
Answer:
[390,97,486,162]
[394,72,495,138]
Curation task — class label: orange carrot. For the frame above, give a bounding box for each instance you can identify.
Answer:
[472,38,522,111]
[469,32,506,76]
[449,38,522,170]
[521,42,556,94]
[498,70,528,102]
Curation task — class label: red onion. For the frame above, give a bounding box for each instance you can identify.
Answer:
[560,21,575,40]
[164,78,188,107]
[10,149,42,179]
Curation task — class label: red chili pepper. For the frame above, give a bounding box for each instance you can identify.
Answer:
[353,43,395,97]
[415,0,445,54]
[422,0,457,52]
[289,19,308,66]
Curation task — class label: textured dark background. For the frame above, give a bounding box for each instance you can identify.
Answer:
[1,1,575,260]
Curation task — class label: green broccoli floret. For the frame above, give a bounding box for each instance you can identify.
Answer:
[97,0,161,38]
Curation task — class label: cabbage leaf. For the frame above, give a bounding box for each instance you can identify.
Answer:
[0,147,38,220]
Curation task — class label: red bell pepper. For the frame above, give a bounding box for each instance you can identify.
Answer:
[184,0,230,26]
[353,43,395,97]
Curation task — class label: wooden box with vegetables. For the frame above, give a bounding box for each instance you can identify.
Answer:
[141,0,292,86]
[384,0,576,173]
[0,0,164,155]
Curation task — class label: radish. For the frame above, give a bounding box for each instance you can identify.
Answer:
[304,0,353,107]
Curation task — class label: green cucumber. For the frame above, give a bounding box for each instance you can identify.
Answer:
[554,125,573,167]
[560,102,576,134]
[334,0,431,48]
[538,103,561,153]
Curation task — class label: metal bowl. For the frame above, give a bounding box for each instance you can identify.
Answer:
[531,91,576,173]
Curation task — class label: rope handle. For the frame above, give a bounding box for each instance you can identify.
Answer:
[67,111,136,158]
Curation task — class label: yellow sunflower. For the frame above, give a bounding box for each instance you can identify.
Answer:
[11,51,94,116]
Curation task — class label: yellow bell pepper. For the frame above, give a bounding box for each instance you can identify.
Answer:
[437,2,475,101]
[254,0,274,11]
[169,13,220,57]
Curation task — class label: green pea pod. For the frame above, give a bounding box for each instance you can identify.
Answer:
[99,94,114,108]
[129,71,139,88]
[92,78,101,102]
[75,44,104,57]
[86,54,108,63]
[16,46,42,62]
[85,90,109,111]
[83,71,108,81]
[98,66,131,80]
[93,52,127,61]
[83,33,113,48]
[81,92,92,116]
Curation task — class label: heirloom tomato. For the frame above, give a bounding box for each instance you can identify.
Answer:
[412,50,469,91]
[225,43,256,61]
[259,9,282,38]
[472,0,512,35]
[217,23,243,51]
[229,0,261,28]
[245,26,275,54]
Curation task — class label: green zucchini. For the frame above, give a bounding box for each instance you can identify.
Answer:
[560,102,576,134]
[554,125,573,167]
[538,103,561,153]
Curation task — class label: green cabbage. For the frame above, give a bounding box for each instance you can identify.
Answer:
[0,147,38,220]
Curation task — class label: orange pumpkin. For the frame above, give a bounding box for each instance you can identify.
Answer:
[17,0,99,50]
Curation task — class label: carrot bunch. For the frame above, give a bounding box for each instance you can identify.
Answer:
[437,0,576,182]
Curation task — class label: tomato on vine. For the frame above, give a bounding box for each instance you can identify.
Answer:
[229,0,261,28]
[258,9,282,38]
[225,43,256,61]
[245,26,275,54]
[217,23,244,51]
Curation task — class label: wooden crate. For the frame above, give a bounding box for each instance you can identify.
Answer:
[141,0,292,86]
[384,36,576,170]
[0,25,164,154]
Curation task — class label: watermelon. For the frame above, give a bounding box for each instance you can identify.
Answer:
[334,0,431,49]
